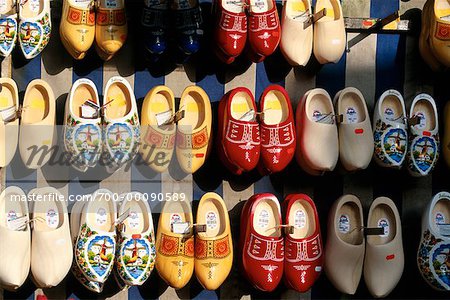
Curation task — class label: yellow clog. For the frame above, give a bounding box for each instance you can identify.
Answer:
[429,0,450,67]
[176,86,212,174]
[0,78,19,167]
[194,192,233,290]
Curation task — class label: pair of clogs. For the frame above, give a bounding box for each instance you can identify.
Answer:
[240,193,323,292]
[155,192,233,290]
[139,85,212,174]
[325,195,404,298]
[296,87,373,175]
[71,190,156,292]
[60,0,127,60]
[63,76,140,173]
[0,78,55,169]
[280,0,346,66]
[217,85,295,175]
[373,90,439,176]
[0,186,72,290]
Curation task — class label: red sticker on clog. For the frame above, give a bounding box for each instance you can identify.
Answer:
[195,153,205,158]
[423,131,431,136]
[355,128,364,134]
[386,254,395,260]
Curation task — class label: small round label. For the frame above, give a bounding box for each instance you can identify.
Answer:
[129,211,140,229]
[96,208,107,226]
[170,213,182,225]
[338,214,350,233]
[312,110,323,122]
[414,112,426,129]
[377,218,390,237]
[206,211,218,230]
[294,210,306,229]
[346,107,358,124]
[435,212,446,225]
[258,209,269,228]
[6,210,17,229]
[384,108,394,120]
[46,209,59,229]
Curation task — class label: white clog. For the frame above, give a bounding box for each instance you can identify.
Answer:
[0,186,30,290]
[324,194,365,295]
[417,191,450,291]
[372,90,408,169]
[334,87,374,171]
[29,187,72,288]
[19,79,56,169]
[364,197,404,298]
[64,78,102,172]
[313,0,346,64]
[115,192,156,286]
[0,78,19,167]
[280,0,313,66]
[18,0,51,59]
[407,93,439,177]
[295,88,338,175]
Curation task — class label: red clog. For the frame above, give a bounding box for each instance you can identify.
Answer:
[259,85,295,173]
[212,0,248,63]
[283,194,323,292]
[217,87,260,175]
[247,0,281,61]
[240,193,284,292]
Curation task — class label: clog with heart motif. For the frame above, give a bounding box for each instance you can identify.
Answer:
[407,93,439,177]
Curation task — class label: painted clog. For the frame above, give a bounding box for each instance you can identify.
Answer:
[280,0,312,66]
[212,0,247,63]
[141,0,169,56]
[19,79,56,169]
[0,0,18,57]
[0,78,19,167]
[95,0,127,60]
[334,87,374,172]
[74,189,117,283]
[155,198,194,289]
[195,192,233,290]
[217,87,260,175]
[313,0,345,64]
[407,93,439,177]
[176,86,212,174]
[429,0,450,67]
[139,85,175,173]
[372,89,408,169]
[70,197,103,293]
[295,88,338,175]
[240,193,283,292]
[64,78,102,172]
[247,0,281,62]
[0,186,30,291]
[417,191,450,291]
[115,192,156,286]
[172,0,203,55]
[419,0,445,71]
[259,85,295,173]
[324,194,365,295]
[102,76,140,173]
[18,0,51,59]
[60,0,95,60]
[364,197,404,298]
[283,194,322,293]
[29,187,72,288]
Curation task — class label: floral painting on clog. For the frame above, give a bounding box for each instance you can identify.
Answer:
[117,234,156,284]
[418,230,450,291]
[0,17,17,56]
[19,22,41,55]
[409,135,438,175]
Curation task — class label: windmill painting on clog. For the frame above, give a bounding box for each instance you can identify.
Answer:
[373,89,408,169]
[407,93,439,177]
[0,13,17,57]
[417,191,450,291]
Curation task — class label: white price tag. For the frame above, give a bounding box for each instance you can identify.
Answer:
[81,100,100,119]
[0,105,17,122]
[439,224,450,236]
[7,215,28,231]
[156,110,173,126]
[240,109,255,122]
[172,222,190,234]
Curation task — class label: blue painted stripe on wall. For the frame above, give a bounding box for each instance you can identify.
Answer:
[196,72,225,103]
[315,53,347,98]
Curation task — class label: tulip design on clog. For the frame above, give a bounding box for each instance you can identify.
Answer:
[372,90,408,169]
[18,0,51,59]
[407,93,439,177]
[417,191,450,291]
[64,78,102,172]
[115,192,156,286]
[102,76,140,172]
[0,0,17,57]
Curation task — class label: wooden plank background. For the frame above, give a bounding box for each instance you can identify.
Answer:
[1,0,450,299]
